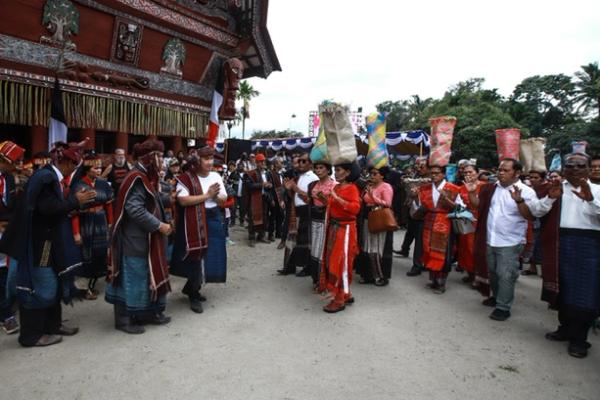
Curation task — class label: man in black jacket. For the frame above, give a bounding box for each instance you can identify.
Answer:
[15,143,96,347]
[244,154,273,247]
[0,141,24,335]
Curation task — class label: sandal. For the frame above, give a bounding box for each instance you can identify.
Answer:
[374,278,389,287]
[84,289,98,300]
[521,270,537,276]
[323,301,346,313]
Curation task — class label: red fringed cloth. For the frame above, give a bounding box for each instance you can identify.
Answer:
[536,184,560,309]
[419,182,459,271]
[474,183,497,297]
[319,183,361,302]
[457,182,483,273]
[176,171,208,261]
[246,170,264,227]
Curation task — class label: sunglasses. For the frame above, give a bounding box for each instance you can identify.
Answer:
[298,159,309,164]
[564,163,587,169]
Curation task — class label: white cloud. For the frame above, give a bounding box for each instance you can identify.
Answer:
[228,0,600,138]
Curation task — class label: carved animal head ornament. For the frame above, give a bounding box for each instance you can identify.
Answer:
[223,58,244,90]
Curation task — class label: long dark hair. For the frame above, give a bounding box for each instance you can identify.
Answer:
[336,161,361,183]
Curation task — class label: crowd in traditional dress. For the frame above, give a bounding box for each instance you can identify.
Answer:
[0,132,599,360]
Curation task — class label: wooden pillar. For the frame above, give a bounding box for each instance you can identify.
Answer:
[115,132,128,154]
[80,128,95,150]
[31,125,48,155]
[172,136,183,153]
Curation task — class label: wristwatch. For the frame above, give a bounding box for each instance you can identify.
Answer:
[515,199,524,204]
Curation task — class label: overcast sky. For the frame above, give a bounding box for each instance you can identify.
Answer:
[228,0,600,139]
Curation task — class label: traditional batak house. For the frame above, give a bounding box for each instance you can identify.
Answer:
[0,0,280,155]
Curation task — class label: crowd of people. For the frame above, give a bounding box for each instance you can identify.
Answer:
[0,138,599,360]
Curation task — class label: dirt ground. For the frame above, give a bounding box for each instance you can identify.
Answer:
[1,227,598,400]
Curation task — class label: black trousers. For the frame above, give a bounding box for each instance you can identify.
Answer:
[18,301,62,346]
[401,218,424,268]
[283,206,311,273]
[557,305,596,346]
[0,268,15,321]
[401,216,418,253]
[268,202,284,239]
[234,196,246,225]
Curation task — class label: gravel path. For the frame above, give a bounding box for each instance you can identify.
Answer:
[1,226,598,400]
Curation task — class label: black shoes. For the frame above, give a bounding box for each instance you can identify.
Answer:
[55,324,79,336]
[432,285,446,294]
[545,329,568,342]
[277,268,293,275]
[295,268,310,277]
[34,334,63,346]
[545,328,591,358]
[568,343,588,358]
[136,313,171,326]
[406,266,422,276]
[190,299,204,314]
[393,250,410,257]
[489,309,510,321]
[482,297,496,307]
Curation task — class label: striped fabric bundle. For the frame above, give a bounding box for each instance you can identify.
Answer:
[310,113,330,164]
[366,112,388,169]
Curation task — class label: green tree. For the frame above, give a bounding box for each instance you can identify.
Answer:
[574,62,600,119]
[375,100,410,131]
[508,74,577,136]
[250,130,303,139]
[237,81,260,139]
[412,78,518,166]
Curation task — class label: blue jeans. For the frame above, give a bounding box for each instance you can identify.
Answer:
[486,244,524,311]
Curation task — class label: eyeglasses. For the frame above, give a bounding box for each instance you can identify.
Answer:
[298,159,309,164]
[564,163,588,169]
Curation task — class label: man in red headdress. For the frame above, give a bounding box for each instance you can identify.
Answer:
[13,142,96,347]
[106,137,173,334]
[0,141,25,334]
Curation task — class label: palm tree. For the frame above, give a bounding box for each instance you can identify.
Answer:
[226,110,243,139]
[237,80,260,139]
[574,62,600,119]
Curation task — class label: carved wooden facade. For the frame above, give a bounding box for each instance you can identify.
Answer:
[0,0,280,154]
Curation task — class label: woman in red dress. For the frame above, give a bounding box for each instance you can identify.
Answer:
[457,164,483,286]
[319,163,362,313]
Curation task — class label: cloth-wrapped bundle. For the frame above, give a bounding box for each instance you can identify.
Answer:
[428,116,456,167]
[495,128,521,160]
[310,112,330,164]
[366,112,388,169]
[445,163,457,183]
[321,102,357,165]
[520,137,547,173]
[572,140,588,154]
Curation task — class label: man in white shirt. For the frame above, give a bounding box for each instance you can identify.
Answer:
[528,153,600,358]
[172,147,227,313]
[473,158,537,321]
[279,153,318,276]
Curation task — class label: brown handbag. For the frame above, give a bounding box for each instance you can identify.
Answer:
[367,207,398,233]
